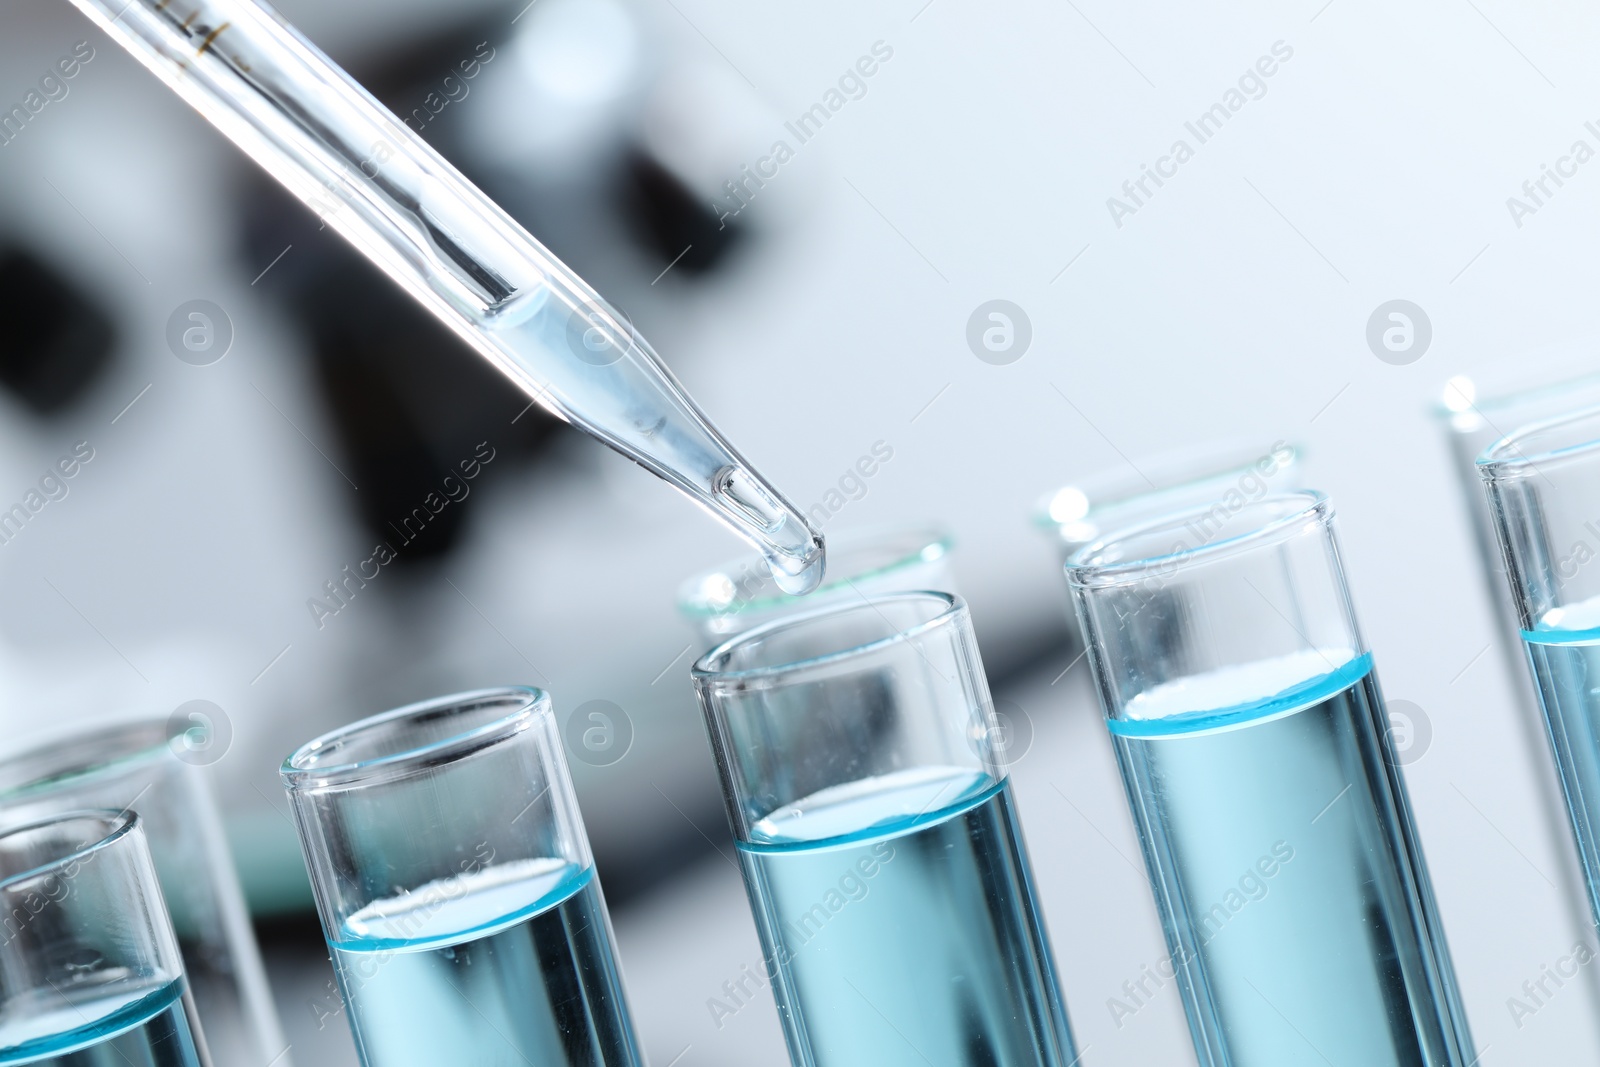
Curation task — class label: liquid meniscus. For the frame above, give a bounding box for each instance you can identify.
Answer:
[1110,652,1473,1067]
[331,859,642,1067]
[737,766,1078,1067]
[0,977,203,1067]
[1524,600,1600,927]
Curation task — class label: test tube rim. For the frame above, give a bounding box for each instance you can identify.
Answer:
[0,808,137,893]
[677,524,954,619]
[281,686,551,790]
[1430,359,1600,420]
[1064,489,1330,587]
[1030,440,1303,533]
[0,719,174,802]
[1477,402,1600,482]
[691,589,964,685]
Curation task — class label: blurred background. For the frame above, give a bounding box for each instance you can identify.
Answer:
[2,0,1600,1062]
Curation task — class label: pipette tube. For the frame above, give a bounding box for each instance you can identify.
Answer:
[66,0,824,592]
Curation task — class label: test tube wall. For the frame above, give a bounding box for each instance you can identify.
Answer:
[0,811,209,1066]
[282,688,644,1067]
[694,592,1078,1067]
[0,721,285,1067]
[1479,406,1600,931]
[1066,491,1474,1067]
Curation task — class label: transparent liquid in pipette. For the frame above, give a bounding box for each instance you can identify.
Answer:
[1523,594,1600,926]
[329,859,642,1067]
[483,293,825,595]
[70,0,824,597]
[736,767,1077,1067]
[0,978,203,1067]
[1109,653,1471,1067]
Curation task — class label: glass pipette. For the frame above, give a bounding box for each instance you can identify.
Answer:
[66,0,825,593]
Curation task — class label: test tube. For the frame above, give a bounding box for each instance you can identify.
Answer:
[1479,406,1600,926]
[1066,491,1473,1067]
[0,720,283,1067]
[693,592,1078,1067]
[281,688,643,1067]
[678,524,955,649]
[1437,371,1600,1007]
[0,810,208,1066]
[1034,441,1302,578]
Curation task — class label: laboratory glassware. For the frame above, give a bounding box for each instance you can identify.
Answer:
[66,0,824,595]
[0,720,283,1067]
[1480,405,1600,927]
[1066,491,1473,1067]
[281,687,643,1067]
[0,810,208,1067]
[1440,370,1600,645]
[1034,441,1301,575]
[1437,369,1600,975]
[678,524,955,649]
[1036,441,1300,662]
[693,592,1078,1067]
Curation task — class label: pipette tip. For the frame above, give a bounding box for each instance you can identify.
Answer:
[765,534,826,596]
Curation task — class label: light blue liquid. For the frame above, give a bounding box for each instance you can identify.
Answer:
[0,978,204,1067]
[485,288,825,595]
[1523,618,1600,925]
[736,767,1077,1067]
[1110,653,1472,1067]
[330,860,642,1067]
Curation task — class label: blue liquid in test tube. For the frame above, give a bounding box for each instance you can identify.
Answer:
[1,980,202,1067]
[283,689,643,1067]
[1481,407,1600,929]
[697,593,1078,1067]
[1069,492,1474,1067]
[0,813,208,1067]
[329,863,634,1066]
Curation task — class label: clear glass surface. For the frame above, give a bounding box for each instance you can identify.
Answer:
[1436,369,1600,1001]
[65,0,824,594]
[1034,441,1301,568]
[678,525,955,649]
[1067,492,1473,1067]
[0,811,208,1067]
[1480,406,1600,928]
[0,722,282,1067]
[693,593,1078,1067]
[1438,371,1600,719]
[281,688,642,1067]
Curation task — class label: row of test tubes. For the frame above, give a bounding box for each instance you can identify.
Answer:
[8,368,1600,1067]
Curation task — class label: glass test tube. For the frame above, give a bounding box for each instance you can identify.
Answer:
[1479,406,1600,926]
[1035,441,1302,579]
[281,688,643,1067]
[0,810,208,1067]
[1437,370,1600,654]
[678,524,956,649]
[693,592,1078,1067]
[0,721,283,1067]
[1066,491,1473,1067]
[1437,370,1600,1003]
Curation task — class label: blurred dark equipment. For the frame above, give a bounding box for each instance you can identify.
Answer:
[623,150,742,275]
[0,246,115,415]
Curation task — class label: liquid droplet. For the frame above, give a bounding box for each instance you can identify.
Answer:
[765,536,826,596]
[713,465,826,595]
